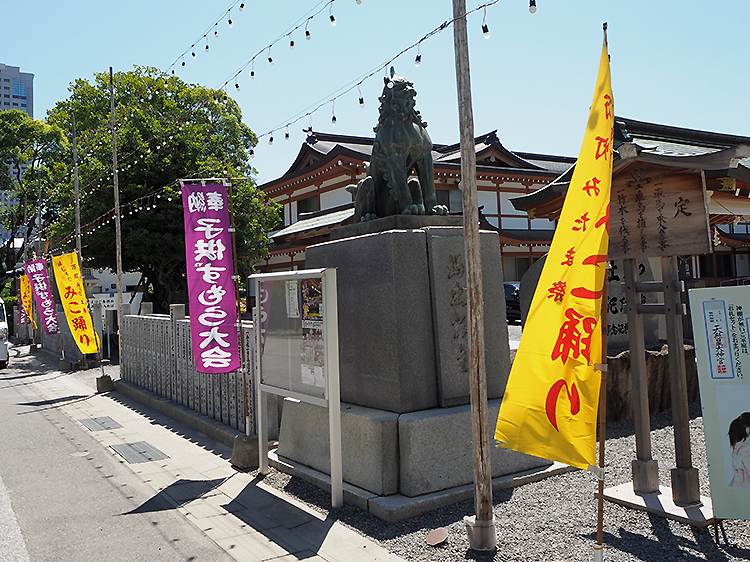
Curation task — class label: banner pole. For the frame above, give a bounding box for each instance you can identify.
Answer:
[225,180,251,436]
[594,23,610,562]
[595,271,608,562]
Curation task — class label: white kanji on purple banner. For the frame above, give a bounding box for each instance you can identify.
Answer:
[181,183,240,374]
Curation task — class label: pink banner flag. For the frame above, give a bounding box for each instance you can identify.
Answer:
[24,259,59,335]
[182,182,241,374]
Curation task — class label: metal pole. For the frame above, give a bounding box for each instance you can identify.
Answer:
[452,0,495,551]
[595,277,609,562]
[110,67,124,360]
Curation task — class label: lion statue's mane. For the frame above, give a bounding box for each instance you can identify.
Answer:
[347,69,447,222]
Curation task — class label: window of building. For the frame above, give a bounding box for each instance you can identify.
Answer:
[297,194,320,215]
[699,253,734,278]
[435,189,463,213]
[12,83,26,97]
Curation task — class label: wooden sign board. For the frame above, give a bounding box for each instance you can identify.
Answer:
[608,163,711,260]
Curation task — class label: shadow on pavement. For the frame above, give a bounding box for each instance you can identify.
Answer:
[125,478,227,514]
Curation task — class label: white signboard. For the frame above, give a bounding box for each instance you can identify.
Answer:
[689,287,750,520]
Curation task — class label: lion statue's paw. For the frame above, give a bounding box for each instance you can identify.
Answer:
[360,213,379,222]
[429,205,449,216]
[401,204,424,216]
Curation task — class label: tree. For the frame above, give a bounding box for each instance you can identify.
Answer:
[46,67,280,312]
[0,109,67,285]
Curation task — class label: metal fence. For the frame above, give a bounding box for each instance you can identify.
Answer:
[120,304,256,434]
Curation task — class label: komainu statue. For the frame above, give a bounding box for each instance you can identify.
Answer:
[347,68,448,222]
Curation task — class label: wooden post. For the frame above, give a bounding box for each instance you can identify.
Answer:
[661,255,700,505]
[623,258,659,493]
[452,0,495,550]
[110,67,124,356]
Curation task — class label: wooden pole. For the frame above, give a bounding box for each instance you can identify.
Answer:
[451,0,495,550]
[226,180,251,435]
[623,258,659,493]
[71,112,81,257]
[110,67,125,362]
[661,255,700,505]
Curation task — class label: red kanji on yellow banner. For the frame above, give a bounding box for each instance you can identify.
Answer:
[52,252,99,354]
[494,40,614,469]
[19,274,37,329]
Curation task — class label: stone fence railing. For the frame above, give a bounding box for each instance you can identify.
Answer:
[120,304,257,435]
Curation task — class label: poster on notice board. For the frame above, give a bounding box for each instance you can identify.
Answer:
[689,286,750,520]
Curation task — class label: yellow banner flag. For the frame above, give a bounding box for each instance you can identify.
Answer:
[19,275,37,329]
[495,41,614,469]
[52,252,100,354]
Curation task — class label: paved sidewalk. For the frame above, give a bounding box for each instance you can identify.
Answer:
[11,346,403,562]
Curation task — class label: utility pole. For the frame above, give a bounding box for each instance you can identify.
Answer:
[451,0,496,551]
[93,67,122,392]
[72,113,81,256]
[110,67,124,354]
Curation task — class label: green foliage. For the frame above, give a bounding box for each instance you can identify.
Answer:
[45,66,280,312]
[0,109,67,282]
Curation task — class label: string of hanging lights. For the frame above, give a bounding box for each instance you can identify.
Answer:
[218,0,351,93]
[168,0,246,76]
[252,0,503,147]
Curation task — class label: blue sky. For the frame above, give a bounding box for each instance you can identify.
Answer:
[4,1,750,185]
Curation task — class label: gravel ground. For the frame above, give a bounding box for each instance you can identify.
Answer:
[258,401,750,562]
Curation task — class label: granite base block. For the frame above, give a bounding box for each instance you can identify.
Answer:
[276,398,399,496]
[424,227,510,407]
[305,230,439,413]
[398,399,551,497]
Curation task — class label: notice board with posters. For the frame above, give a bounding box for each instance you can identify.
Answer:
[689,286,750,520]
[249,267,342,507]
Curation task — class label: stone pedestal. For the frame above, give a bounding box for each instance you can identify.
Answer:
[306,229,438,413]
[277,398,550,498]
[305,224,509,412]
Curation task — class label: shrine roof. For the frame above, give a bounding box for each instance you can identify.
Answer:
[270,203,355,241]
[258,130,573,192]
[509,117,750,219]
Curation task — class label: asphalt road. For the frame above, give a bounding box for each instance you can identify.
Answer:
[0,346,234,562]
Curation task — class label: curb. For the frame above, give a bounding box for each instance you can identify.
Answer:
[114,379,245,449]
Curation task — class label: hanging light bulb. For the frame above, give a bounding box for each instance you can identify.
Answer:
[215,24,219,38]
[285,131,290,141]
[239,2,244,10]
[356,0,361,4]
[249,148,255,158]
[205,43,210,52]
[529,0,537,13]
[482,24,490,39]
[289,39,295,49]
[330,14,336,25]
[228,12,233,27]
[268,134,274,145]
[191,49,197,59]
[250,70,255,78]
[171,69,175,76]
[359,96,365,108]
[181,60,185,67]
[235,82,240,91]
[306,29,311,40]
[268,56,274,65]
[414,54,421,67]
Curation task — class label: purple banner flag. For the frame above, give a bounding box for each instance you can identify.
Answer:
[182,182,241,374]
[24,259,59,335]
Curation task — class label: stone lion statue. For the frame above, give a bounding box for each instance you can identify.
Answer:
[347,68,448,222]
